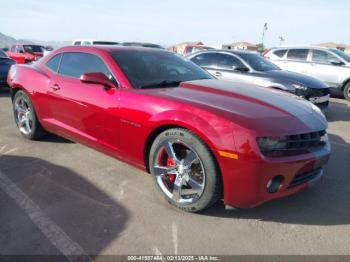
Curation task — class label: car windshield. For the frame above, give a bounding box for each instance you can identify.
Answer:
[236,52,280,72]
[329,48,350,63]
[110,50,213,88]
[23,45,43,53]
[0,50,7,58]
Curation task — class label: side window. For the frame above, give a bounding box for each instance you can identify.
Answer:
[287,49,309,61]
[274,49,287,58]
[73,41,81,46]
[58,52,111,79]
[312,50,341,64]
[191,53,216,68]
[215,53,246,70]
[46,54,62,73]
[10,46,16,52]
[82,41,92,46]
[16,46,24,53]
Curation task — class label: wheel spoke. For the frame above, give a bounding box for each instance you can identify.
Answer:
[25,118,31,131]
[15,103,25,113]
[153,166,176,176]
[172,175,183,201]
[187,177,203,191]
[183,151,199,167]
[163,141,179,163]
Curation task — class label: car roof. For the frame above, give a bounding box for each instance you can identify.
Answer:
[269,45,329,50]
[188,49,258,56]
[53,45,170,54]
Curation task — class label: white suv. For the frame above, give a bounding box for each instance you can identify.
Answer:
[264,46,350,101]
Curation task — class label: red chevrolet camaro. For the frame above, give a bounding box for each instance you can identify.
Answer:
[7,46,331,212]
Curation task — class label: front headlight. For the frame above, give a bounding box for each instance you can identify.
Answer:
[257,136,288,152]
[292,83,308,91]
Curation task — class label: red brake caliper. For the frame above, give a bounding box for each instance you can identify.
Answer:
[166,157,176,183]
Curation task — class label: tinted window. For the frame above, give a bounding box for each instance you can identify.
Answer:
[46,54,62,72]
[329,48,350,63]
[0,50,7,58]
[273,49,287,58]
[287,49,309,61]
[24,45,43,53]
[16,46,24,53]
[111,51,212,88]
[74,41,81,46]
[312,50,340,64]
[236,53,279,72]
[191,53,216,67]
[215,53,245,70]
[59,52,111,79]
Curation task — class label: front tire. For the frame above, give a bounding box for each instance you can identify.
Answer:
[13,90,46,140]
[149,128,221,212]
[343,83,350,101]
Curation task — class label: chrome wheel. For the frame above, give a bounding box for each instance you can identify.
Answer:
[153,140,206,204]
[14,97,33,135]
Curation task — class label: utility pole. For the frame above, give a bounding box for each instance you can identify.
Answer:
[261,23,268,48]
[279,36,285,46]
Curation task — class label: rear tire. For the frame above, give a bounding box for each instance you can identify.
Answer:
[149,128,222,212]
[13,90,46,140]
[343,83,350,101]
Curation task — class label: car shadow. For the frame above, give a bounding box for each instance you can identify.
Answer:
[327,100,350,122]
[40,133,74,144]
[0,155,129,257]
[0,88,10,97]
[200,133,350,226]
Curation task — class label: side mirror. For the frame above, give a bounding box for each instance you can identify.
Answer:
[80,72,117,89]
[232,65,249,72]
[330,60,344,66]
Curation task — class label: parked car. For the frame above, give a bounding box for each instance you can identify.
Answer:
[0,50,15,88]
[121,42,164,49]
[188,50,330,110]
[6,44,44,64]
[264,46,350,101]
[182,44,214,55]
[7,46,330,212]
[72,40,119,46]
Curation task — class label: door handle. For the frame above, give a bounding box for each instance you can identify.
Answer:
[214,71,222,77]
[50,83,60,91]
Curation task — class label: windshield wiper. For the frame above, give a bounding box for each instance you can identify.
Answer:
[139,80,182,89]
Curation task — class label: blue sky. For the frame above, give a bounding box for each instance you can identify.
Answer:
[1,0,349,47]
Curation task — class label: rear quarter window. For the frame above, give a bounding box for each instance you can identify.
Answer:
[287,49,309,61]
[273,49,287,58]
[45,54,62,73]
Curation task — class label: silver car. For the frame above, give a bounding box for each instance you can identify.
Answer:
[188,50,330,110]
[264,46,350,101]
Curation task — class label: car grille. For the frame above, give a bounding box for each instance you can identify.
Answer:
[295,87,330,99]
[288,169,323,188]
[263,130,327,157]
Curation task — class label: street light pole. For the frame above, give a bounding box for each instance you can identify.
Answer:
[261,23,268,48]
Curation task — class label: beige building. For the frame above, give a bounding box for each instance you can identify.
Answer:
[167,41,204,54]
[317,42,350,54]
[222,41,258,51]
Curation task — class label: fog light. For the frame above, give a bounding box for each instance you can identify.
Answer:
[267,176,284,193]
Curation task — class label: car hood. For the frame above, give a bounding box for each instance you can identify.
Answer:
[147,79,327,135]
[255,70,328,89]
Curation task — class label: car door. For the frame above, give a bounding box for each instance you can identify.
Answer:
[16,46,26,64]
[190,53,217,76]
[212,53,251,82]
[278,49,311,75]
[309,49,345,88]
[47,52,122,150]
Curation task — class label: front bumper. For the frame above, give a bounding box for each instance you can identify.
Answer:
[295,88,330,110]
[221,143,331,208]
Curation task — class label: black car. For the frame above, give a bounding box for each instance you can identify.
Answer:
[0,50,15,89]
[121,42,164,49]
[187,50,330,111]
